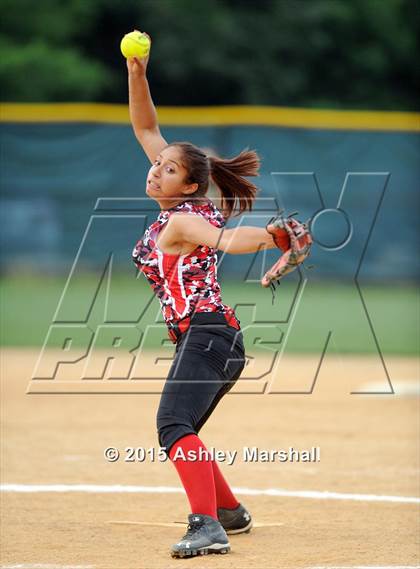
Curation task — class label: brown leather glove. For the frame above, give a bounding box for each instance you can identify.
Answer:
[261,213,313,298]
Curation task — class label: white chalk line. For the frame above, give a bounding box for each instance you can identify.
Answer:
[1,484,419,504]
[0,565,94,569]
[361,380,420,396]
[1,564,417,569]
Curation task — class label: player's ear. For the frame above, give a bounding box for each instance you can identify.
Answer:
[183,183,199,195]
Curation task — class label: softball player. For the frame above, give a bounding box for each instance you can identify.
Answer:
[127,34,279,559]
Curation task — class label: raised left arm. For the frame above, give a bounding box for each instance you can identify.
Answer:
[169,213,277,254]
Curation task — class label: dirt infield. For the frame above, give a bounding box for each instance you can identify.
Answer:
[1,348,419,569]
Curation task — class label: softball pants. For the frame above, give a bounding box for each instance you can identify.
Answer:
[156,312,246,454]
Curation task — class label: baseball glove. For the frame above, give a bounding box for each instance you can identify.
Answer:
[261,211,313,302]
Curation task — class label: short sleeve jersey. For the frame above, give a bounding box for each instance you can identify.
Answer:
[132,198,234,328]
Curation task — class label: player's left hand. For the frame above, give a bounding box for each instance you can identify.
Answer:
[261,212,313,292]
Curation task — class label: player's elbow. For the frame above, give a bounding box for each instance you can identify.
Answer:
[217,229,235,253]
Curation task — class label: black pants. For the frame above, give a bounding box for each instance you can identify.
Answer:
[157,312,246,455]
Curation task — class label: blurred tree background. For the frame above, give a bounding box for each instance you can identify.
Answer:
[0,0,418,109]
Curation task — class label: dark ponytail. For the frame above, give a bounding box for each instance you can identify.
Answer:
[209,149,260,218]
[167,141,261,219]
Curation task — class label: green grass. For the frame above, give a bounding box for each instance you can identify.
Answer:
[0,273,418,355]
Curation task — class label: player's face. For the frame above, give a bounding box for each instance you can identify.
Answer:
[146,146,198,209]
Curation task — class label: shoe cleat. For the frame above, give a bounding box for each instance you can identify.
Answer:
[171,513,230,558]
[217,503,253,535]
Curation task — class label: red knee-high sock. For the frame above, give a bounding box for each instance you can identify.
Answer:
[211,460,240,510]
[169,434,217,520]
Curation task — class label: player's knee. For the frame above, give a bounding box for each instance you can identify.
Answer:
[156,410,195,455]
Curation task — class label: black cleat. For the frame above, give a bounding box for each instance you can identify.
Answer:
[171,513,230,558]
[217,503,253,534]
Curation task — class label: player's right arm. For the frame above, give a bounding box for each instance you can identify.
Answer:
[168,213,277,254]
[126,32,167,164]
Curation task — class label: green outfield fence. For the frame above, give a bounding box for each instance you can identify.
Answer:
[0,104,419,352]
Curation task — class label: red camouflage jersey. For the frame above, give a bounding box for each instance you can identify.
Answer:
[132,198,235,328]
